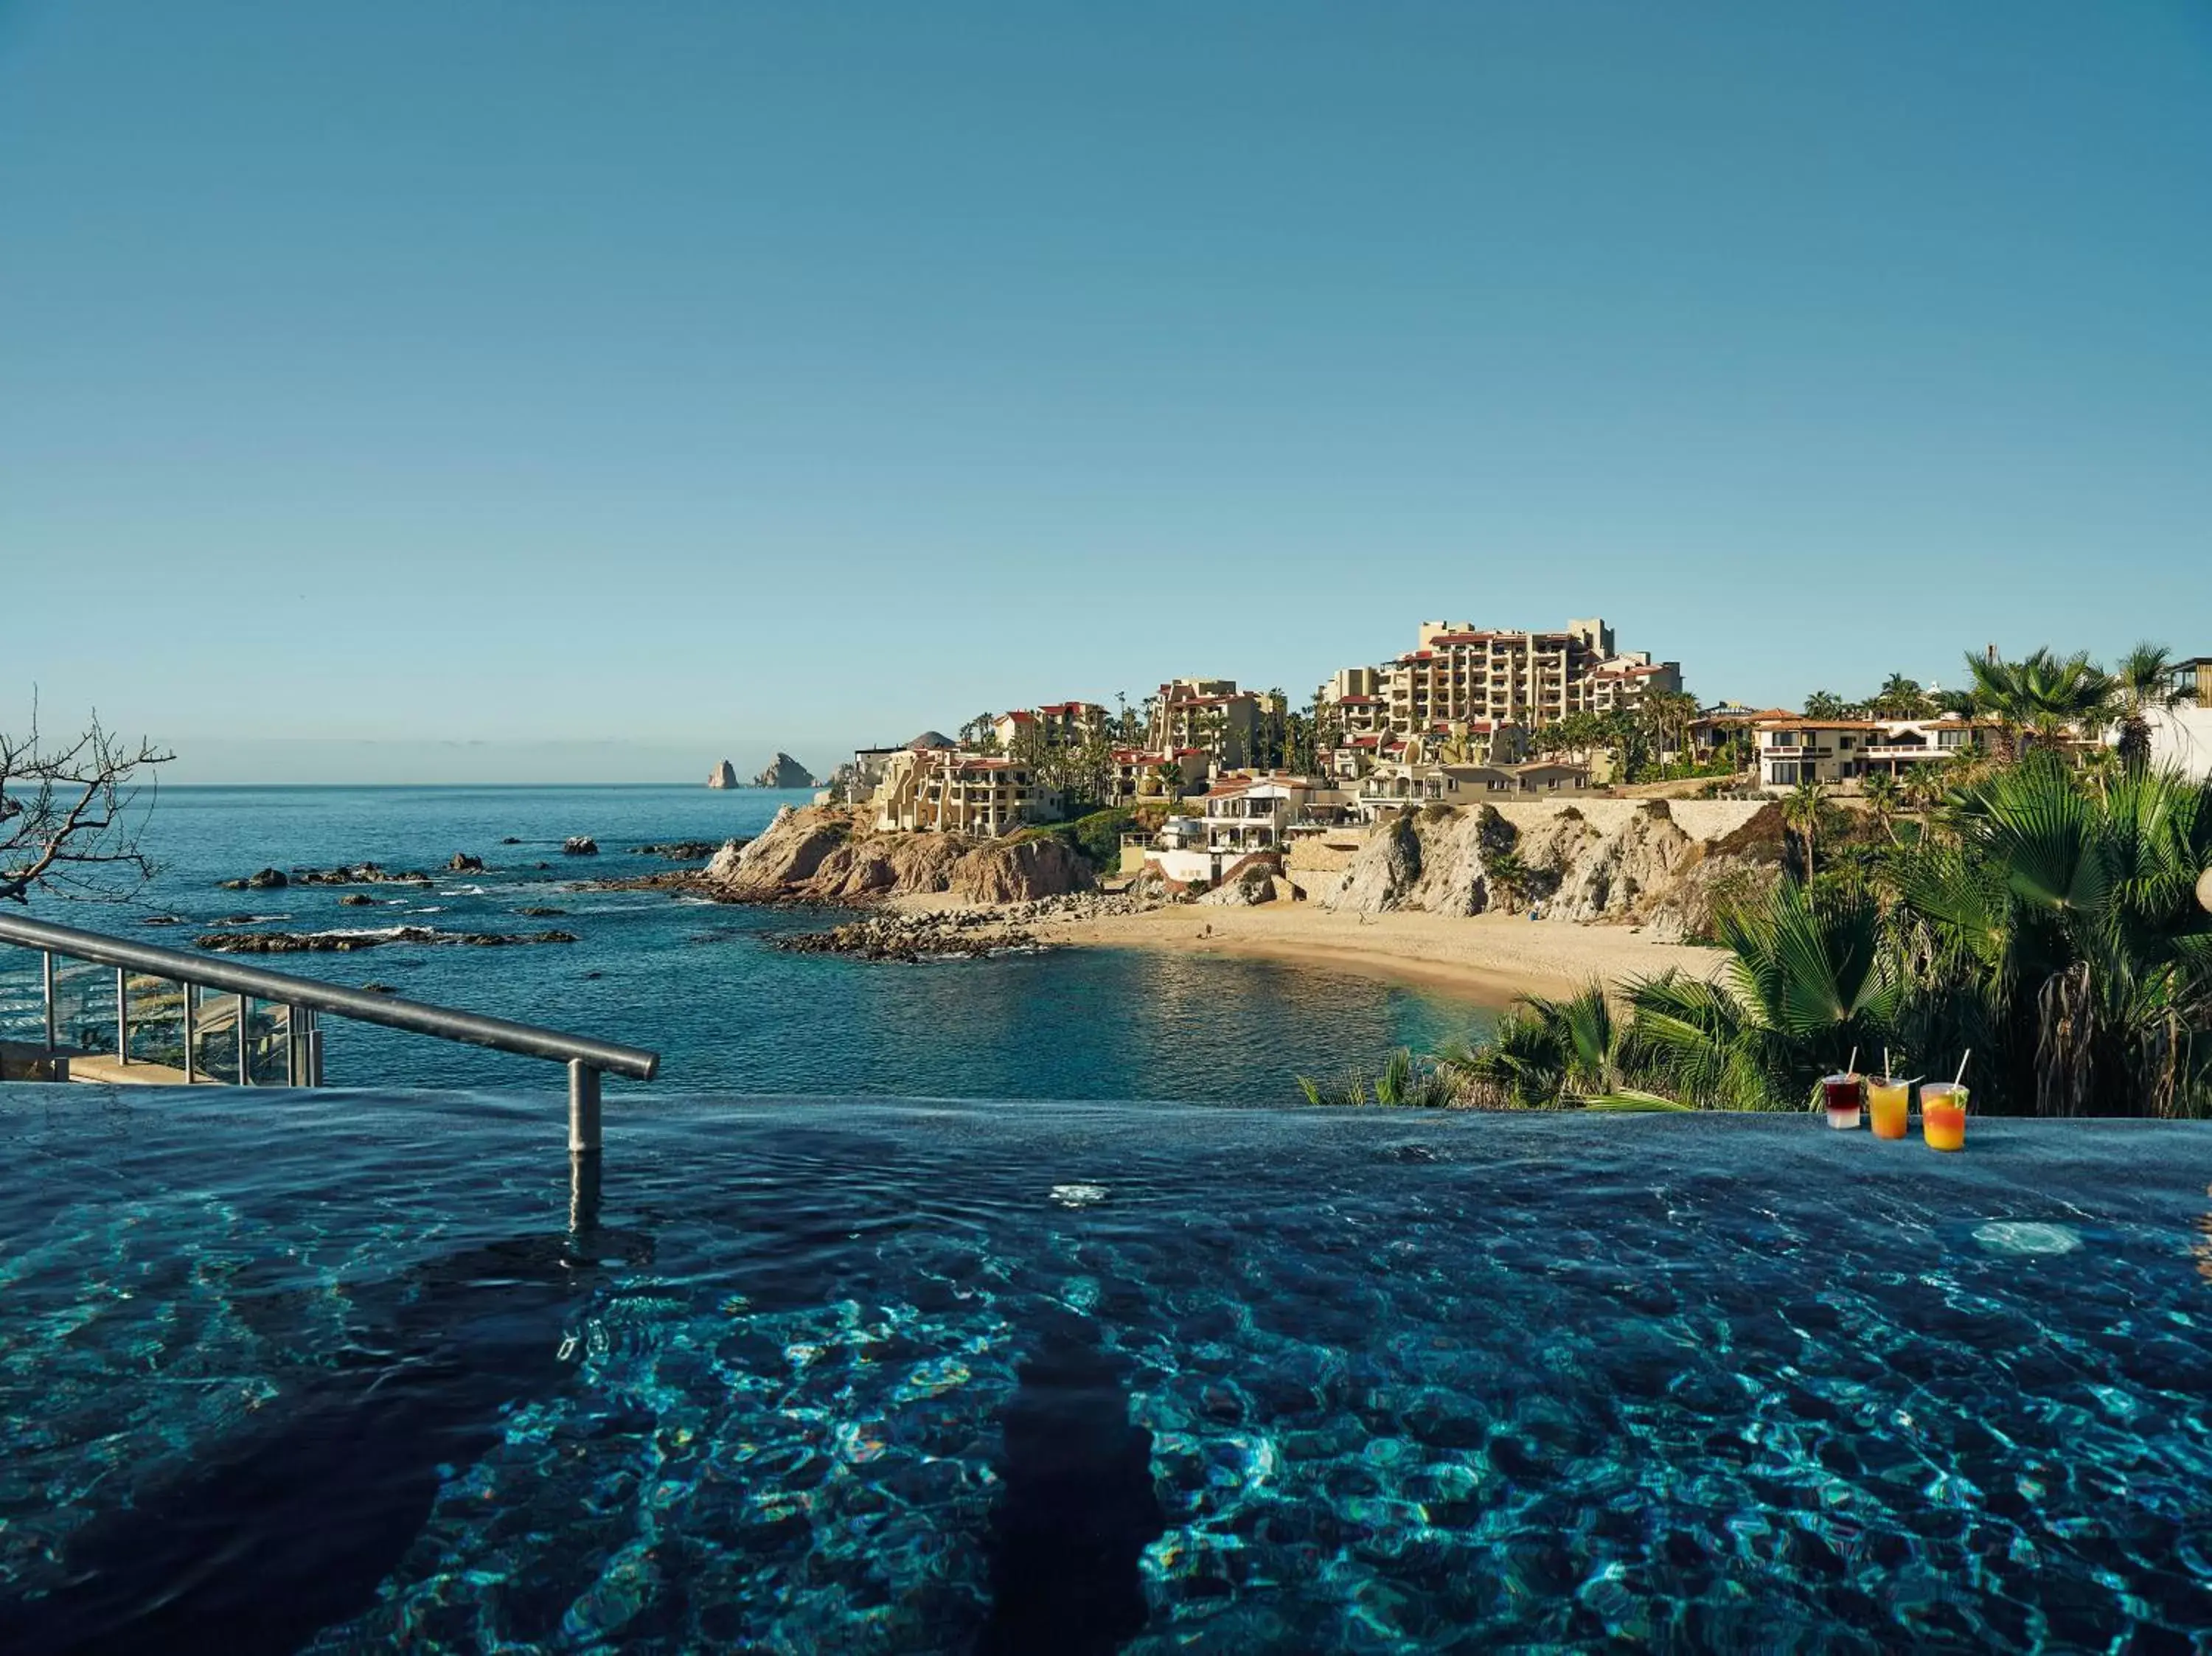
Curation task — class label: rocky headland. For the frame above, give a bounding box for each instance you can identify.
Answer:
[697,805,1096,907]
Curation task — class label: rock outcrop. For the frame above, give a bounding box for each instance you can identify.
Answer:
[1322,813,1424,915]
[195,928,577,953]
[563,837,599,857]
[1318,800,1781,937]
[695,805,1096,906]
[708,759,740,790]
[447,852,484,872]
[630,841,722,860]
[230,863,431,889]
[752,753,818,790]
[767,890,1150,961]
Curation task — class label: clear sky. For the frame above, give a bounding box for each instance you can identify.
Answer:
[4,2,2207,782]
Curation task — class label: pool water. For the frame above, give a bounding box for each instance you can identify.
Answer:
[3,1089,2209,1652]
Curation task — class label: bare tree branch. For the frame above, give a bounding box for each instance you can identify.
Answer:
[1,693,175,904]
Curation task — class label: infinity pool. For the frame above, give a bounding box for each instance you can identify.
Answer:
[2,1089,2208,1652]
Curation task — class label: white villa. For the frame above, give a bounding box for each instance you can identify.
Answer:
[1755,714,1992,790]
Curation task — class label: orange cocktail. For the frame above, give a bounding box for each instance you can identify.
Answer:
[1867,1076,1910,1141]
[1921,1082,1966,1152]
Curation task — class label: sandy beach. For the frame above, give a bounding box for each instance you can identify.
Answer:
[1033,902,1729,1006]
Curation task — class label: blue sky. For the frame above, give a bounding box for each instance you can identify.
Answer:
[4,2,2207,782]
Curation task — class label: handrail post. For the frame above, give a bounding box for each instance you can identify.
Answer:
[307,1012,324,1086]
[568,1060,602,1155]
[183,984,197,1083]
[237,992,252,1086]
[41,950,56,1054]
[116,966,129,1065]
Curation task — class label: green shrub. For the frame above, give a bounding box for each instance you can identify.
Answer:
[1066,807,1136,869]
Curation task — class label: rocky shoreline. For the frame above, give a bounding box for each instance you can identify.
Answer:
[770,891,1154,962]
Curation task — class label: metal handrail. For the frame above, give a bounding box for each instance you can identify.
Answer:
[0,911,657,1153]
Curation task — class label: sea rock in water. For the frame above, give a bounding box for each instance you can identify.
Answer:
[707,759,740,790]
[288,863,434,888]
[447,852,485,873]
[195,928,578,953]
[630,841,721,860]
[219,867,290,891]
[563,837,599,857]
[338,894,378,907]
[519,905,568,917]
[751,753,818,789]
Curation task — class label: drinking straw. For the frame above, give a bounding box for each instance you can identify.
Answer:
[1953,1049,1972,1086]
[1884,1047,1891,1079]
[1847,1046,1858,1076]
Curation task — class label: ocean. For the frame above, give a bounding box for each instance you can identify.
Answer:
[4,785,1498,1103]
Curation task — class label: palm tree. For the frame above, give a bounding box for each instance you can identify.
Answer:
[1860,770,1903,845]
[1964,648,2113,762]
[1869,674,1933,720]
[1782,778,1823,882]
[1435,984,1633,1107]
[1803,690,1856,720]
[2107,642,2187,770]
[1629,881,1903,1110]
[1901,752,2212,1116]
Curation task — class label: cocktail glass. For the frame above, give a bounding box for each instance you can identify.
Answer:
[1867,1076,1910,1141]
[1820,1073,1863,1130]
[1921,1082,1966,1152]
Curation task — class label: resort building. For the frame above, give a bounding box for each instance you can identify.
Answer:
[1315,667,1391,780]
[1143,773,1348,888]
[1106,747,1209,806]
[2131,655,2212,781]
[1331,616,1683,741]
[1352,758,1593,820]
[1756,714,1992,790]
[994,700,1110,753]
[1147,679,1278,771]
[826,731,954,804]
[870,747,1062,835]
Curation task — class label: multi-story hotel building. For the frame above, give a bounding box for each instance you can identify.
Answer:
[1319,620,1683,776]
[1379,618,1680,734]
[871,747,1062,835]
[1147,679,1278,770]
[995,700,1111,752]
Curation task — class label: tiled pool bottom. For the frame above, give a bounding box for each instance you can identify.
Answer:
[2,1094,2209,1655]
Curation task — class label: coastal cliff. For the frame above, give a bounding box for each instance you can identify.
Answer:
[699,805,1094,905]
[707,759,740,789]
[1313,799,1782,940]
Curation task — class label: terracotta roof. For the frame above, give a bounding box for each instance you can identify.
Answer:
[1757,719,1882,731]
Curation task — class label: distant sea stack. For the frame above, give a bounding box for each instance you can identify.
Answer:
[752,753,818,789]
[707,759,740,790]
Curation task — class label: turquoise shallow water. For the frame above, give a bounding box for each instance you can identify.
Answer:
[0,784,1493,1101]
[4,1091,2209,1652]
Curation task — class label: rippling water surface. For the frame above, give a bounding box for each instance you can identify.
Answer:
[0,785,1492,1100]
[4,1093,2209,1652]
